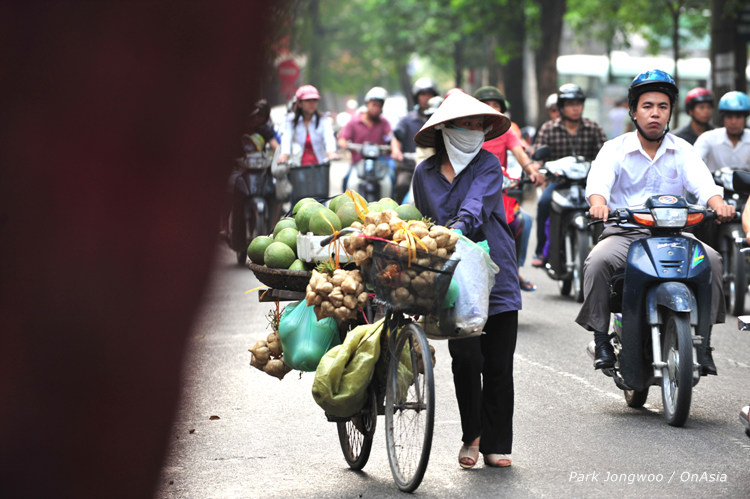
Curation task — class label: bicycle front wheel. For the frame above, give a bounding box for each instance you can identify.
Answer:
[385,322,434,492]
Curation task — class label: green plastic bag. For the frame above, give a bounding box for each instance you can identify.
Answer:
[277,301,340,372]
[312,319,385,417]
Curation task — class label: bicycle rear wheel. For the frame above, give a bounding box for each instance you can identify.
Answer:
[385,322,434,492]
[336,388,377,470]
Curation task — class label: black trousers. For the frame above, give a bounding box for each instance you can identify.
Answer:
[448,310,517,455]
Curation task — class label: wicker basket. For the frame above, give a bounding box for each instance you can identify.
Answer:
[366,239,459,316]
[247,261,311,292]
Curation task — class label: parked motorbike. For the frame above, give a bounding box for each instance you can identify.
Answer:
[226,140,277,265]
[343,142,394,202]
[586,195,719,427]
[535,148,595,303]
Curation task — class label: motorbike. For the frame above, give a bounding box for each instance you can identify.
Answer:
[738,314,750,437]
[343,142,394,202]
[226,142,277,265]
[731,170,750,437]
[703,168,749,315]
[586,195,719,427]
[535,147,595,303]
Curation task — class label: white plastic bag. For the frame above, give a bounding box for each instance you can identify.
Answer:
[423,235,499,340]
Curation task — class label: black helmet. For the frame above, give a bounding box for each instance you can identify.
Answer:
[473,86,507,113]
[411,77,438,102]
[627,69,677,112]
[557,83,585,104]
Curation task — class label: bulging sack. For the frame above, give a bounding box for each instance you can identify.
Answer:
[423,235,498,340]
[311,319,384,417]
[277,301,340,372]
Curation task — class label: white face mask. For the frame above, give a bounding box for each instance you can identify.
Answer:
[439,126,485,175]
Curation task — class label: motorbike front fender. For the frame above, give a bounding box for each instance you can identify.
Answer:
[646,281,698,326]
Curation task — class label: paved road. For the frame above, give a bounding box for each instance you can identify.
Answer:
[156,193,750,498]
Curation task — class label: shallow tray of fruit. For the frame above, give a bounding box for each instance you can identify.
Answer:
[246,261,312,292]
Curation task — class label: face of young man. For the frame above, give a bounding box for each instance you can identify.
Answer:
[690,102,713,126]
[561,99,583,121]
[366,99,383,120]
[723,112,748,137]
[634,91,671,140]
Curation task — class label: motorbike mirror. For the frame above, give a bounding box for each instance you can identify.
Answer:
[531,145,550,162]
[738,315,750,331]
[733,171,750,195]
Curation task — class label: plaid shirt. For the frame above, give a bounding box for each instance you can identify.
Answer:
[534,118,607,161]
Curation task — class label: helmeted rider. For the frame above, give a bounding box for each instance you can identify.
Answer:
[390,77,439,202]
[673,87,714,145]
[578,69,735,373]
[337,86,393,192]
[338,86,392,164]
[693,91,750,173]
[530,83,607,268]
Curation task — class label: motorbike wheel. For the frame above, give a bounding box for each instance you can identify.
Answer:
[558,230,573,296]
[573,229,589,303]
[728,241,746,316]
[660,310,693,427]
[624,388,649,408]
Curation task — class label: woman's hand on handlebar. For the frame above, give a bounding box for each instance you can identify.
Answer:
[278,153,289,165]
[326,151,339,161]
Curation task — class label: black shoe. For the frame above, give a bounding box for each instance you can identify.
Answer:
[701,348,717,376]
[594,344,615,370]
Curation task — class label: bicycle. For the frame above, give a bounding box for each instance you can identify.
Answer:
[320,230,459,492]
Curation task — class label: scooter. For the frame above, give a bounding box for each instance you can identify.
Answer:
[711,168,748,315]
[738,315,750,437]
[226,139,277,265]
[586,195,717,427]
[343,142,393,202]
[731,170,750,437]
[537,151,595,302]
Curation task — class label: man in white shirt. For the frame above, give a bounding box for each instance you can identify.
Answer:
[576,70,735,374]
[693,91,750,172]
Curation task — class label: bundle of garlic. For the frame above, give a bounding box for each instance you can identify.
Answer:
[341,210,459,266]
[249,330,292,380]
[305,268,367,322]
[413,339,436,374]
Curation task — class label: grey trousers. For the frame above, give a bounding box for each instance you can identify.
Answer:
[575,226,725,333]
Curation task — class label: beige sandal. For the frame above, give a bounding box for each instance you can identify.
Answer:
[458,444,479,469]
[483,453,511,467]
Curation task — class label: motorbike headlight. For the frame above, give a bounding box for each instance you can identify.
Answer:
[567,162,590,180]
[362,143,380,158]
[651,207,688,227]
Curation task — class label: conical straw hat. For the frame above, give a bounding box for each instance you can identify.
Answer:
[414,90,511,147]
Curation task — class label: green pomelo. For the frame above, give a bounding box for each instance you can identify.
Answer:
[288,259,307,271]
[336,202,362,228]
[309,208,342,236]
[274,227,299,254]
[247,235,274,265]
[328,193,352,214]
[273,217,297,238]
[395,204,423,221]
[294,201,325,234]
[367,202,384,212]
[379,197,399,210]
[264,242,296,269]
[292,197,317,216]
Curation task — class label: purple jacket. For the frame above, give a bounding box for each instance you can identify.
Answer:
[412,149,522,315]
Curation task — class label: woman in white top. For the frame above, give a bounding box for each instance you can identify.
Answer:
[278,85,337,166]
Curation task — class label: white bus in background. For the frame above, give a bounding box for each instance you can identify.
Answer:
[556,50,750,137]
